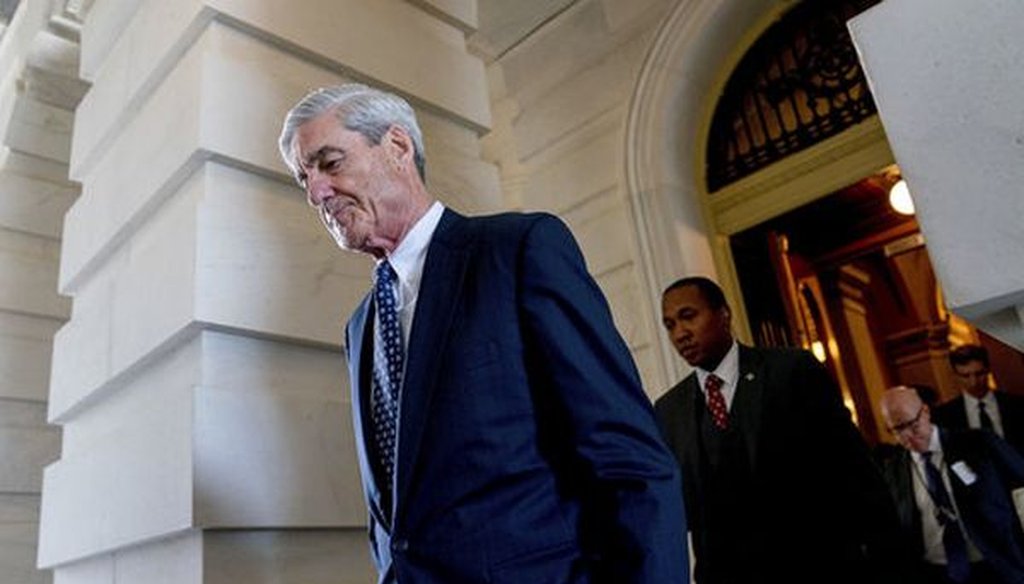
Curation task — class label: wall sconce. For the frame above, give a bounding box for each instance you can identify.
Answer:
[889,179,916,215]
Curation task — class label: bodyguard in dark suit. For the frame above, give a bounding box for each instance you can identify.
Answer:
[877,386,1024,584]
[279,84,688,584]
[654,277,906,584]
[934,345,1024,455]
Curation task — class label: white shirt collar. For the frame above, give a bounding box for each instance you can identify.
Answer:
[697,340,739,386]
[912,424,943,464]
[375,201,445,348]
[964,390,997,409]
[696,340,740,409]
[384,201,444,290]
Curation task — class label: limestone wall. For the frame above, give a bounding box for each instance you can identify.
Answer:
[39,0,496,582]
[479,0,678,395]
[0,0,86,581]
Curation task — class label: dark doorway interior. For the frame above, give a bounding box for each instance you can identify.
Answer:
[730,168,1024,443]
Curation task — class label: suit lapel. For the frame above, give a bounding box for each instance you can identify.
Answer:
[957,396,970,427]
[678,375,703,482]
[733,345,765,471]
[995,393,1018,441]
[394,209,470,519]
[347,295,388,526]
[895,449,924,552]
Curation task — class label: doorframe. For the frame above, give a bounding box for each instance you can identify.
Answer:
[624,0,895,388]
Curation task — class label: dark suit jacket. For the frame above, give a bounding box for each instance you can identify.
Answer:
[344,210,688,584]
[875,428,1024,583]
[934,393,1024,455]
[655,345,906,584]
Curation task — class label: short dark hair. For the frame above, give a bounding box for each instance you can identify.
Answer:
[663,276,729,310]
[949,344,989,369]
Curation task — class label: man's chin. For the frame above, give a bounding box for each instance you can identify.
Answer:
[334,229,360,251]
[679,353,702,368]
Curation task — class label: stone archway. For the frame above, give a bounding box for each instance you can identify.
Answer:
[624,0,893,384]
[624,0,784,383]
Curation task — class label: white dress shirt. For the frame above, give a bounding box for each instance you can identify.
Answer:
[377,201,445,352]
[695,340,740,411]
[910,425,982,565]
[964,391,1005,438]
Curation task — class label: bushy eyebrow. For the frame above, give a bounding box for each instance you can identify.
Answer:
[299,146,345,170]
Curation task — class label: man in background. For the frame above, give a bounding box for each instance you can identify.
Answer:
[654,276,906,584]
[935,344,1024,454]
[876,386,1024,583]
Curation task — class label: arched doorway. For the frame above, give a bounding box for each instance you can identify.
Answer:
[625,0,894,392]
[626,0,1024,439]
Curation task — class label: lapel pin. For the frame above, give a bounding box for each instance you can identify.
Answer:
[745,372,755,381]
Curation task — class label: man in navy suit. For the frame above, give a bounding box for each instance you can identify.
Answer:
[278,84,688,584]
[934,345,1024,455]
[877,386,1024,583]
[654,276,906,584]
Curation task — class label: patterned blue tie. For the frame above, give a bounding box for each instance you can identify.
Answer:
[371,260,403,506]
[923,452,971,584]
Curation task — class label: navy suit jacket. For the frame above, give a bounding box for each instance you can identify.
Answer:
[875,428,1024,583]
[344,209,688,584]
[655,345,907,584]
[934,392,1024,455]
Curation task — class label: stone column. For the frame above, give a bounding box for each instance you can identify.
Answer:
[38,1,496,582]
[0,0,85,581]
[849,0,1024,351]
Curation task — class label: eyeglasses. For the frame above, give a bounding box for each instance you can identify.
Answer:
[889,406,925,434]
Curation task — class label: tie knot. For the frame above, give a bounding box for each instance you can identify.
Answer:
[375,260,397,287]
[705,373,723,392]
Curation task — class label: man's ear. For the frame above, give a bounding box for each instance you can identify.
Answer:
[384,125,415,168]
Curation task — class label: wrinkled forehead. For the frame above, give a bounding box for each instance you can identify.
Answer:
[291,113,357,167]
[884,391,922,419]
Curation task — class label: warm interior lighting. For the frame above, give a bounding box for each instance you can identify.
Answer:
[889,179,916,215]
[811,340,827,363]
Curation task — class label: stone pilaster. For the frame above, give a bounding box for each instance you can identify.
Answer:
[0,0,87,582]
[850,0,1024,351]
[39,0,495,582]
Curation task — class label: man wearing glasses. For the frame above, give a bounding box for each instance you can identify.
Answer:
[877,386,1024,583]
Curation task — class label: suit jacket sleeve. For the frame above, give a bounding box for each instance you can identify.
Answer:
[790,352,913,579]
[517,214,688,584]
[982,430,1024,487]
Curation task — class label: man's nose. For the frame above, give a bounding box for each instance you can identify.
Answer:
[305,172,331,207]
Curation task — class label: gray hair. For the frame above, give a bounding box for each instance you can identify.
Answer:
[278,83,426,181]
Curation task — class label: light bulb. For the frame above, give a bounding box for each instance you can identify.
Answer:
[889,179,915,215]
[811,340,827,363]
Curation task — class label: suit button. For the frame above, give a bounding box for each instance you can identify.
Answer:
[392,539,409,552]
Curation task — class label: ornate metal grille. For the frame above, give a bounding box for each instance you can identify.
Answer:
[706,0,881,192]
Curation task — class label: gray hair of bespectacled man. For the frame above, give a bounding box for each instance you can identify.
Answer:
[278,83,427,183]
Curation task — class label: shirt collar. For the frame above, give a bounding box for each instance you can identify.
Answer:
[696,339,739,390]
[964,391,996,408]
[913,424,943,463]
[382,201,444,287]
